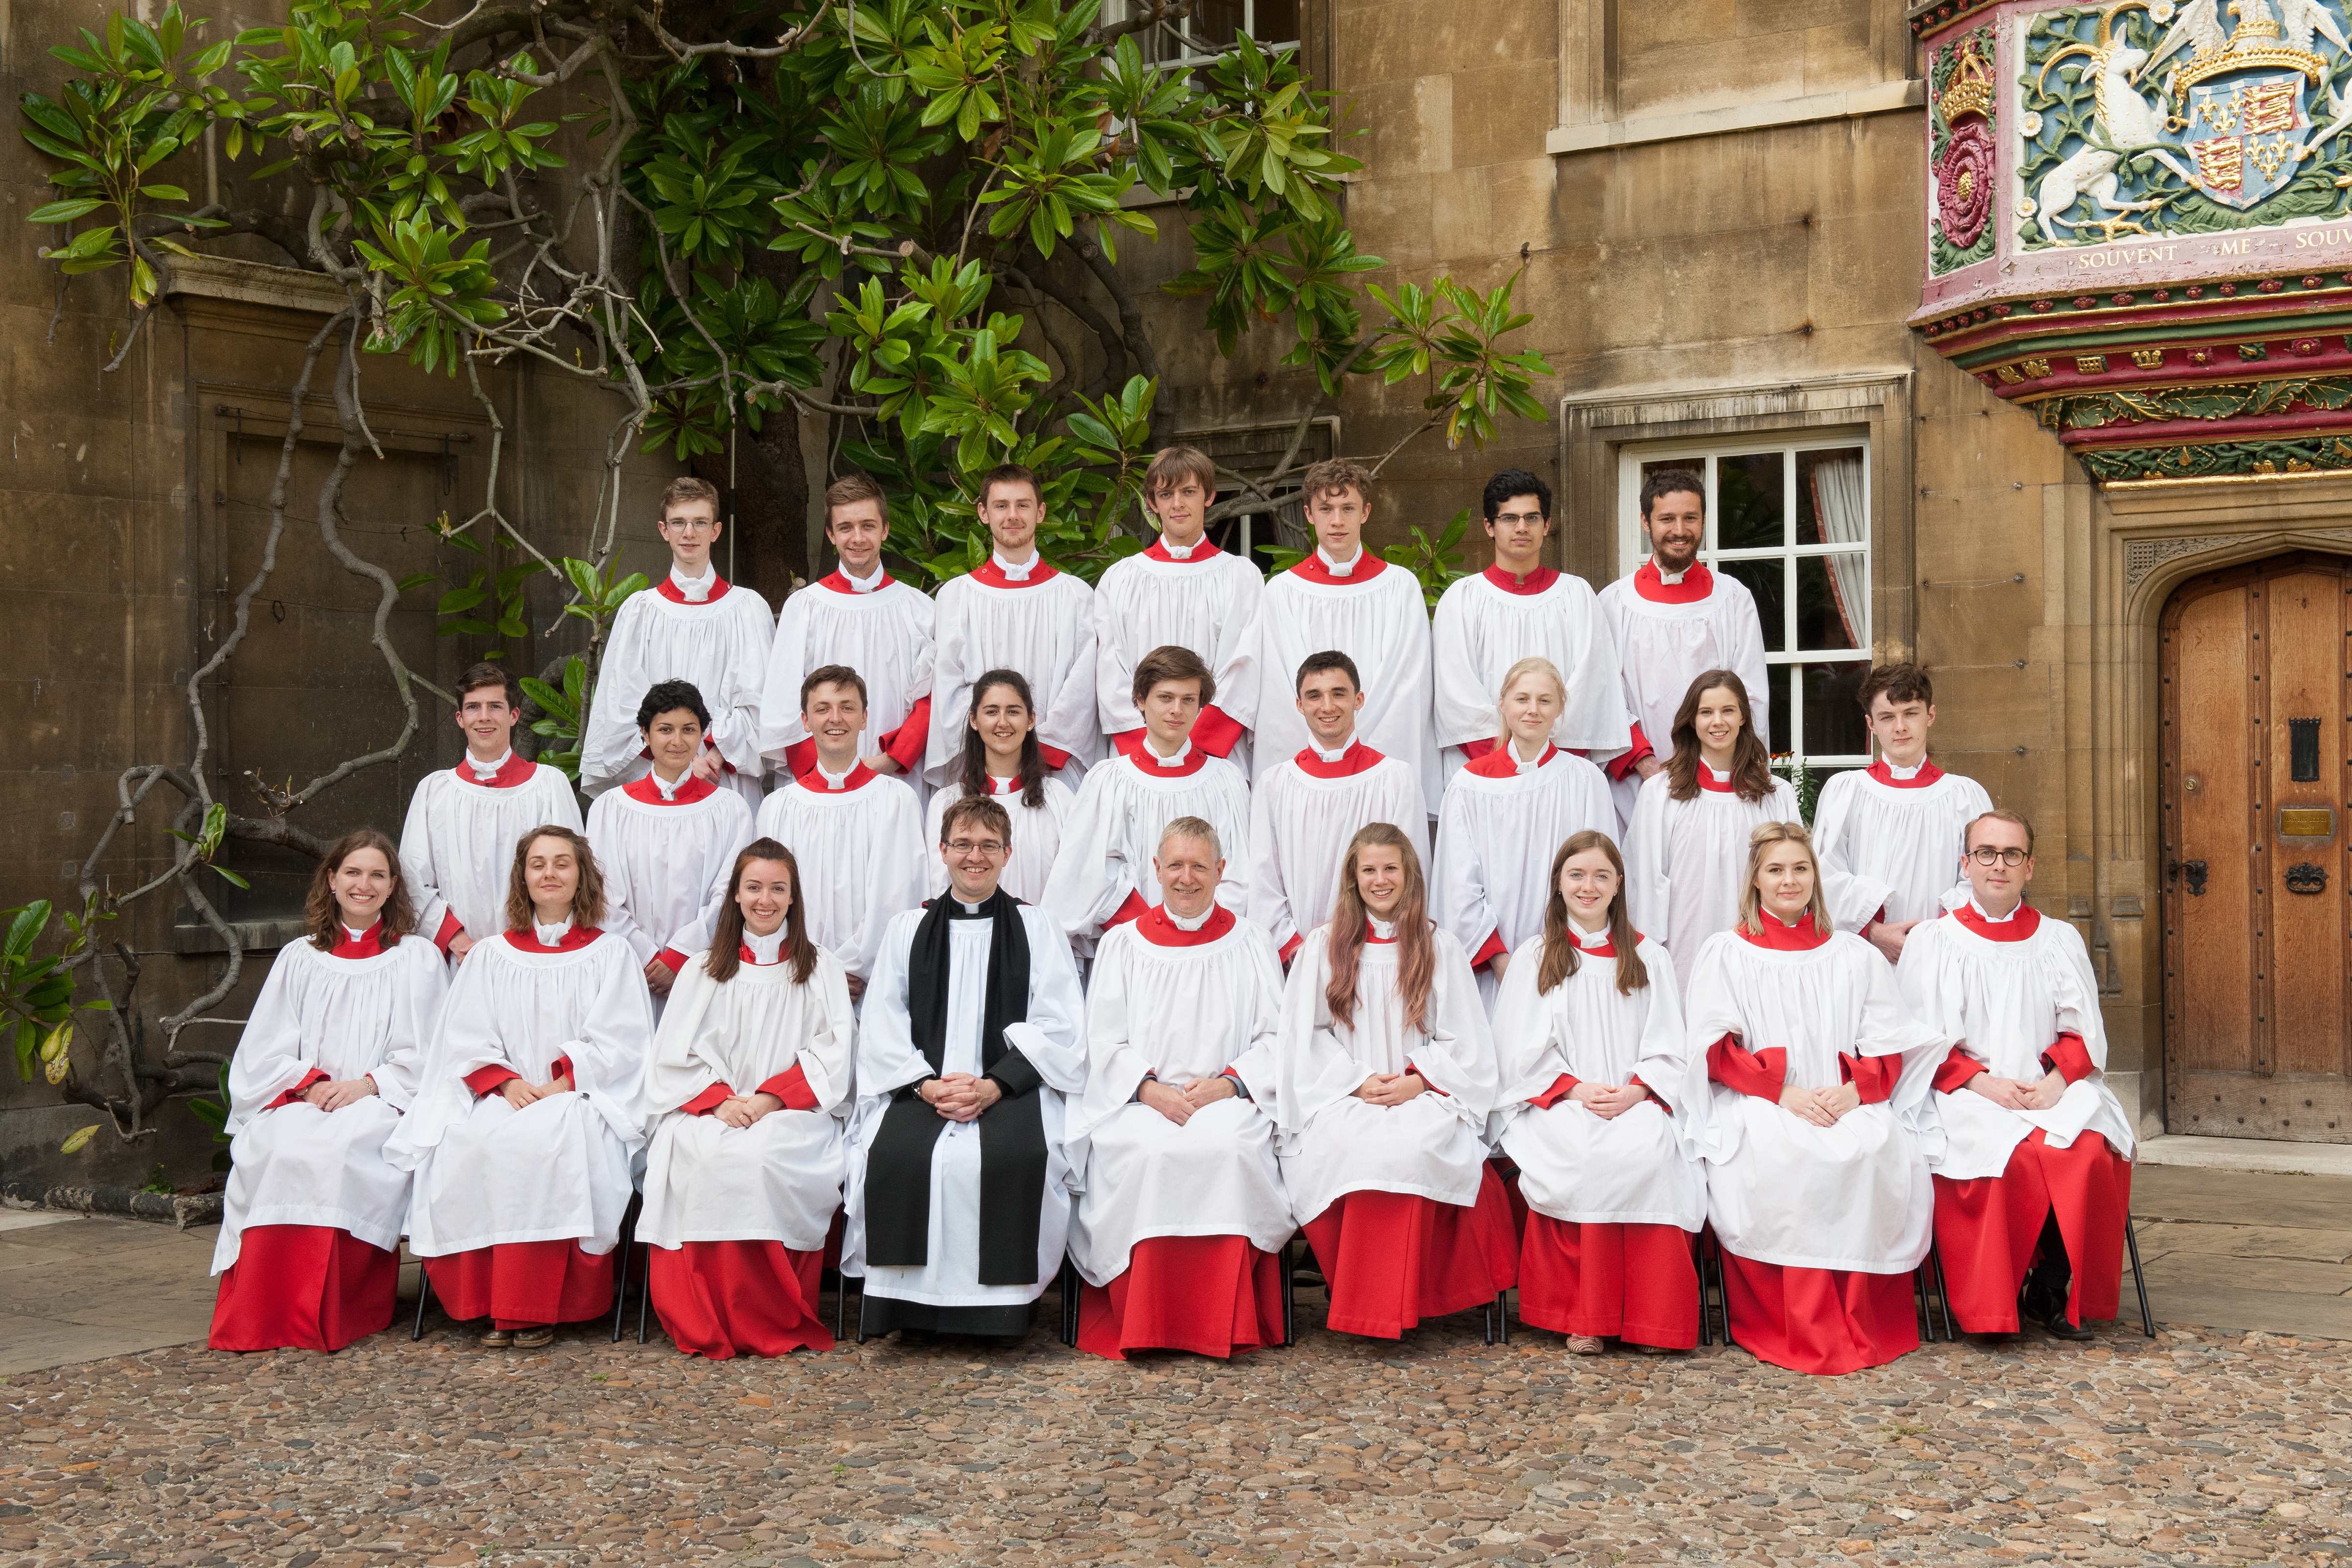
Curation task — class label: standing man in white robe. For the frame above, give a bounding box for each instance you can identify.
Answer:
[760,473,935,784]
[1222,458,1440,804]
[1431,469,1633,784]
[1249,651,1428,967]
[1813,663,1993,963]
[399,662,583,960]
[926,463,1099,786]
[581,476,773,811]
[754,665,927,997]
[1092,445,1260,765]
[1068,816,1293,1360]
[1044,645,1253,943]
[843,796,1089,1341]
[584,679,757,1001]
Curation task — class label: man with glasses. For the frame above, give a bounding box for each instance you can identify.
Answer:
[844,795,1088,1342]
[582,476,774,809]
[1896,809,2136,1342]
[1812,663,1993,963]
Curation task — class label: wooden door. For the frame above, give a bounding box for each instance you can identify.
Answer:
[2160,552,2352,1141]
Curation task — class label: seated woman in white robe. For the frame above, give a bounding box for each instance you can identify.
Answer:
[387,825,654,1349]
[1274,824,1517,1340]
[1687,821,1946,1375]
[1069,816,1292,1360]
[209,829,445,1354]
[638,837,856,1358]
[923,668,1077,906]
[1492,830,1705,1354]
[1432,656,1614,1007]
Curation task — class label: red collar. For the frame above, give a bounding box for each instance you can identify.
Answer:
[1948,900,2040,942]
[1634,561,1713,604]
[1292,741,1386,779]
[1145,536,1221,564]
[1364,921,1397,945]
[1867,758,1947,789]
[1465,744,1559,779]
[969,557,1060,589]
[1562,931,1619,958]
[1482,564,1558,596]
[818,568,894,595]
[799,761,879,793]
[330,921,387,959]
[655,575,733,605]
[1135,904,1236,947]
[454,752,537,789]
[1695,765,1736,794]
[1739,912,1832,951]
[503,925,603,954]
[1287,551,1387,586]
[1131,743,1209,779]
[738,942,786,966]
[623,773,720,806]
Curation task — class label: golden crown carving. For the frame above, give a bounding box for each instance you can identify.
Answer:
[1941,41,1994,123]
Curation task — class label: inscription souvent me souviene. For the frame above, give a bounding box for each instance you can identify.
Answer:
[2071,227,2352,270]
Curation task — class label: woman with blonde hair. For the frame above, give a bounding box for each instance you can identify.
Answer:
[1684,821,1946,1374]
[1432,657,1615,1007]
[209,829,447,1352]
[1274,824,1516,1339]
[389,825,655,1348]
[1491,830,1705,1353]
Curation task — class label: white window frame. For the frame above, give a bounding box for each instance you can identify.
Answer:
[1101,1,1298,69]
[1615,433,1874,772]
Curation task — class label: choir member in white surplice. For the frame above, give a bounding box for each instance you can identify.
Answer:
[580,477,773,810]
[1687,821,1947,1376]
[1897,809,2135,1340]
[926,462,1099,786]
[1044,645,1253,944]
[398,662,583,960]
[1221,459,1440,804]
[1431,656,1615,1006]
[754,665,928,996]
[209,831,446,1354]
[759,473,935,784]
[1092,446,1260,766]
[1595,469,1769,829]
[1068,816,1293,1360]
[585,680,757,1003]
[1248,651,1428,967]
[843,796,1089,1340]
[925,670,1076,905]
[1274,825,1517,1340]
[1490,831,1704,1354]
[1430,470,1633,784]
[638,839,856,1358]
[1812,663,1993,964]
[389,826,653,1347]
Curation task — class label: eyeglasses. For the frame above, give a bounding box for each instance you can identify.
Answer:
[1493,511,1547,526]
[1966,847,2030,868]
[661,516,718,534]
[945,839,1007,857]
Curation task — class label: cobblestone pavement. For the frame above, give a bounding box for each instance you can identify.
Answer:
[3,1306,2347,1568]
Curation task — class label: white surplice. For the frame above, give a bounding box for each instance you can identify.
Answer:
[1271,921,1497,1223]
[1430,744,1615,1002]
[922,775,1076,905]
[841,902,1089,1306]
[1430,566,1632,770]
[758,568,936,777]
[388,928,654,1257]
[1896,903,2136,1180]
[584,775,756,968]
[1812,761,1994,928]
[1041,742,1253,942]
[1596,562,1771,828]
[1067,907,1294,1285]
[636,943,858,1250]
[1683,926,1948,1274]
[397,753,583,949]
[926,558,1100,785]
[1091,538,1263,757]
[212,931,447,1274]
[1247,742,1429,962]
[580,572,775,809]
[1490,928,1706,1229]
[753,764,928,982]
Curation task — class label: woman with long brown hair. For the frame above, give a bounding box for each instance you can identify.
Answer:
[388,825,655,1349]
[209,829,447,1353]
[637,839,856,1357]
[1272,824,1516,1339]
[1491,830,1704,1354]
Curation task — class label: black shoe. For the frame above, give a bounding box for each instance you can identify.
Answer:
[2034,1309,2094,1342]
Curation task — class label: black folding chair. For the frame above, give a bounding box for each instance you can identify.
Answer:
[1057,1255,1082,1347]
[608,1193,643,1344]
[2125,1212,2155,1336]
[410,1253,436,1340]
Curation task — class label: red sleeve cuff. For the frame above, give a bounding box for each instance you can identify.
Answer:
[1037,741,1073,770]
[1860,905,1888,943]
[466,1064,522,1098]
[434,908,466,952]
[1528,1071,1580,1110]
[1706,1033,1785,1100]
[1191,704,1245,757]
[655,948,688,975]
[1108,888,1150,931]
[1470,928,1509,971]
[2042,1031,2095,1085]
[1604,724,1656,782]
[1278,932,1302,966]
[1628,1073,1669,1116]
[551,1054,573,1087]
[782,735,817,781]
[758,1063,821,1112]
[1404,1061,1449,1097]
[1841,1052,1900,1105]
[267,1067,331,1110]
[681,1080,736,1116]
[1933,1045,1990,1094]
[1457,735,1501,762]
[881,696,932,771]
[702,733,737,775]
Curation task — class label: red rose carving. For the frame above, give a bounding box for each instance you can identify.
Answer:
[1935,120,1995,251]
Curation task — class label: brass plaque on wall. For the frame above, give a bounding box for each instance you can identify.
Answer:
[2279,808,2335,839]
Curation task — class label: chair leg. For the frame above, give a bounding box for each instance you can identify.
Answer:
[1281,1239,1296,1347]
[1709,1243,1737,1352]
[1912,1263,1932,1347]
[411,1256,434,1341]
[2126,1214,2155,1337]
[637,1243,653,1345]
[611,1194,640,1344]
[1690,1234,1710,1348]
[1930,1245,1957,1343]
[1058,1255,1079,1348]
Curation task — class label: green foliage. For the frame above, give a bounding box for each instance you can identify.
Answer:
[186,1061,234,1172]
[1,893,114,1085]
[1382,509,1475,611]
[137,1161,175,1195]
[517,556,648,780]
[1771,756,1822,828]
[164,801,251,889]
[425,527,547,659]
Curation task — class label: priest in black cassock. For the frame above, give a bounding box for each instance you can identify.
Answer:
[842,795,1088,1339]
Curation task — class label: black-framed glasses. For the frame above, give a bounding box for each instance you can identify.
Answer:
[1966,847,2030,868]
[945,838,1008,857]
[1492,511,1548,526]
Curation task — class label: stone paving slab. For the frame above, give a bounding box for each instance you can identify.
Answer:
[0,1215,218,1376]
[2126,1165,2352,1340]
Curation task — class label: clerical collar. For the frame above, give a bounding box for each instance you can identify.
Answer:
[647,768,690,801]
[1316,545,1365,577]
[993,551,1038,582]
[1508,741,1556,773]
[466,748,514,781]
[1144,736,1193,768]
[669,564,716,602]
[952,896,992,917]
[1571,921,1612,950]
[534,917,573,946]
[1367,916,1397,943]
[839,562,885,593]
[1967,892,2024,924]
[1654,561,1690,585]
[1166,903,1214,932]
[742,925,787,965]
[343,923,372,946]
[814,760,859,791]
[1311,735,1357,763]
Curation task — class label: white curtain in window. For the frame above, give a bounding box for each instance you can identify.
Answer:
[1809,457,1868,649]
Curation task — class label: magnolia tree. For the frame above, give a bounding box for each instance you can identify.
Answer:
[9,0,1551,1154]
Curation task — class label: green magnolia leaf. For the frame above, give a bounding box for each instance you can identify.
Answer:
[60,1125,101,1154]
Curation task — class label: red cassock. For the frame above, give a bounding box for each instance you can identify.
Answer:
[1933,1126,2131,1332]
[424,1240,616,1331]
[650,1241,829,1359]
[1076,1237,1285,1361]
[1303,1163,1520,1340]
[210,1226,400,1354]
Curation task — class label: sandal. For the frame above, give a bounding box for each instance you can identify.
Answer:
[1565,1334,1606,1355]
[478,1329,514,1348]
[513,1325,555,1348]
